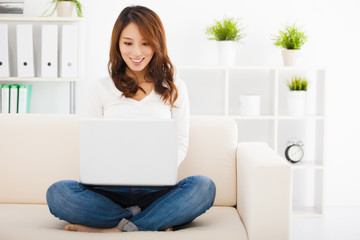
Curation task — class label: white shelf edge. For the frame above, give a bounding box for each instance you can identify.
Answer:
[0,77,81,82]
[277,115,325,120]
[190,114,232,118]
[290,162,324,169]
[292,213,323,218]
[178,66,274,70]
[177,66,326,71]
[292,206,323,218]
[229,115,276,120]
[189,114,324,120]
[0,17,83,22]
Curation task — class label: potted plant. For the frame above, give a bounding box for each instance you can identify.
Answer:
[205,16,245,66]
[286,76,308,116]
[273,23,307,66]
[41,0,83,17]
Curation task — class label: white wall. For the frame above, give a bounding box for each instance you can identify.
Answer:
[15,0,360,206]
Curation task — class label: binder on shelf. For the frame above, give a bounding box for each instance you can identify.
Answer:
[9,84,19,113]
[1,84,10,113]
[18,84,32,114]
[60,25,78,78]
[16,24,35,77]
[0,24,10,77]
[41,25,58,78]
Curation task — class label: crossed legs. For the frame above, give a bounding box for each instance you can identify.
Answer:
[46,175,216,232]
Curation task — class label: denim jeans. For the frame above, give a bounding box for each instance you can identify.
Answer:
[46,175,216,231]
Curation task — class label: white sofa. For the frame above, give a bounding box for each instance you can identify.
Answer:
[0,114,292,240]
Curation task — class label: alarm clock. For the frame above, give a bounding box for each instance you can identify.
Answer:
[285,141,304,163]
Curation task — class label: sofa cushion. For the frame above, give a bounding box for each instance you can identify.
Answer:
[0,114,81,204]
[0,115,237,206]
[0,205,247,240]
[178,116,238,206]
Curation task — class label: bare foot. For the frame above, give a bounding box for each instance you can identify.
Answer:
[64,224,121,233]
[165,227,173,232]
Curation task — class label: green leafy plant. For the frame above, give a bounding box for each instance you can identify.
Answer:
[273,23,307,49]
[287,76,308,91]
[205,16,246,41]
[41,0,83,17]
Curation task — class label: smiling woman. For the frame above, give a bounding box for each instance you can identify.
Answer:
[108,5,177,106]
[46,5,216,234]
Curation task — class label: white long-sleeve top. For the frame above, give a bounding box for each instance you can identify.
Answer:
[83,75,190,167]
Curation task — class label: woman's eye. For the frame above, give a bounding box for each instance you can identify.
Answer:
[124,42,132,46]
[143,43,150,46]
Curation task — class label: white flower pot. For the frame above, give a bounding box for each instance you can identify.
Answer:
[282,49,301,66]
[57,2,75,17]
[287,91,306,116]
[239,95,261,116]
[217,41,237,66]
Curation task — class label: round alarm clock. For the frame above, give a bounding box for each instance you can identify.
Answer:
[285,141,304,163]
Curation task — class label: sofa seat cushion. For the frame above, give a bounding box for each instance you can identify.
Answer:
[0,204,247,240]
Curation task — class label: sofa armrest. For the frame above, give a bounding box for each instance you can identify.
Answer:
[236,142,292,240]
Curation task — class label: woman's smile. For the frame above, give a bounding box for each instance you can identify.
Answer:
[131,58,145,65]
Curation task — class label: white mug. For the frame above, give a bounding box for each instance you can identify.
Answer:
[239,95,261,116]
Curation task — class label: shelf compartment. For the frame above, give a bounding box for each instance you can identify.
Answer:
[277,68,325,116]
[0,81,71,114]
[32,82,70,114]
[292,168,324,217]
[235,119,275,149]
[277,119,325,165]
[179,68,225,115]
[4,21,81,79]
[228,69,276,116]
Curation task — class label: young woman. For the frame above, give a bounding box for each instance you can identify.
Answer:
[46,5,216,233]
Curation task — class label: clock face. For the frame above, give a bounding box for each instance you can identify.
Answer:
[285,144,304,163]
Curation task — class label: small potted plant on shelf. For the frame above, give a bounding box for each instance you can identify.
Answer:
[205,16,246,66]
[41,0,83,17]
[273,23,307,66]
[286,76,308,116]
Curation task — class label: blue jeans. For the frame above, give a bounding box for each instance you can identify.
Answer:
[46,175,216,231]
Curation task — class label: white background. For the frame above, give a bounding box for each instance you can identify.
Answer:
[6,0,360,206]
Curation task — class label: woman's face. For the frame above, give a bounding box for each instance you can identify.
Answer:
[119,22,154,76]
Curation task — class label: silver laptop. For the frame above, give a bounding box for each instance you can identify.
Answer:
[79,118,178,186]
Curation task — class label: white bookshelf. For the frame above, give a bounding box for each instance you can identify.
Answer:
[178,65,326,217]
[0,17,84,114]
[0,77,80,82]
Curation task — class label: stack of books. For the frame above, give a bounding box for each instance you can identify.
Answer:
[1,84,31,114]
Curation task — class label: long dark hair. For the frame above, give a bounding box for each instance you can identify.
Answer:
[108,5,178,106]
